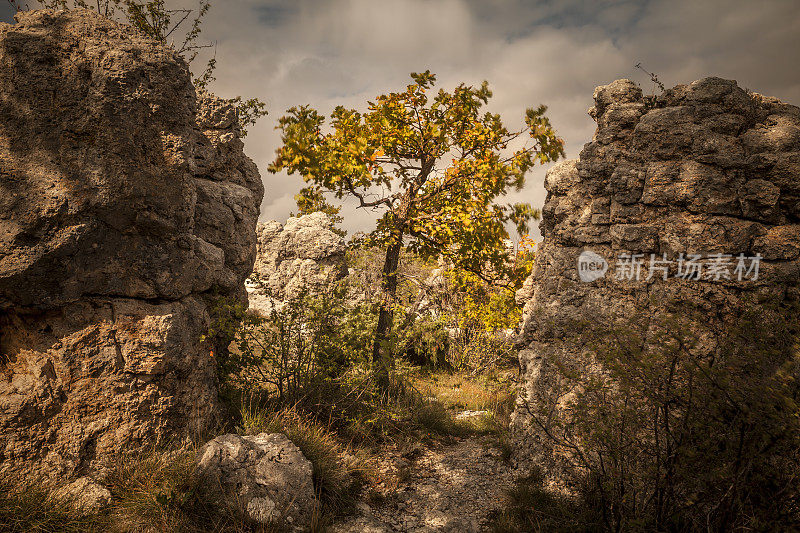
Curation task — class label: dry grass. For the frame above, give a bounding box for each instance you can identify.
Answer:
[410,369,517,438]
[241,401,374,518]
[0,365,519,533]
[0,476,99,533]
[488,468,588,533]
[0,446,285,533]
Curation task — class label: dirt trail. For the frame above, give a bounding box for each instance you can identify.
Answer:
[330,435,513,532]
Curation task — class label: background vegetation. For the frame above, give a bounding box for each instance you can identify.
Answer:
[501,299,800,532]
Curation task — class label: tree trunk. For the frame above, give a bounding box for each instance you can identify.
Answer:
[372,235,403,391]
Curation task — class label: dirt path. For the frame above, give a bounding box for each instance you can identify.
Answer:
[329,435,513,532]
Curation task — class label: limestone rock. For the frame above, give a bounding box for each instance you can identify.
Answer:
[248,212,346,313]
[195,433,316,531]
[0,9,263,480]
[54,476,112,514]
[512,77,800,471]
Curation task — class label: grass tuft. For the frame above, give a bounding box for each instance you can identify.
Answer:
[489,468,591,533]
[0,477,98,533]
[240,400,373,520]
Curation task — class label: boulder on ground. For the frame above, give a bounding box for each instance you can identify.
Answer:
[511,76,800,472]
[195,433,316,531]
[54,476,112,514]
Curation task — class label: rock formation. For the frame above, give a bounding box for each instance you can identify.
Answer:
[248,212,346,313]
[195,433,316,531]
[0,9,263,479]
[512,77,800,469]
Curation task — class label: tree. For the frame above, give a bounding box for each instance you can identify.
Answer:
[291,186,345,233]
[6,0,267,135]
[270,71,564,388]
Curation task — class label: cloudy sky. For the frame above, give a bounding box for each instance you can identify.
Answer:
[3,0,800,240]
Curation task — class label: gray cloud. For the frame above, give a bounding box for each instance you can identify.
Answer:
[0,3,16,23]
[5,0,800,241]
[191,0,799,241]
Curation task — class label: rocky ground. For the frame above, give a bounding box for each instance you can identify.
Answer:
[331,433,513,532]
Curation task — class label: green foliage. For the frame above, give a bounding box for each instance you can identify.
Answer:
[292,186,345,234]
[408,236,535,373]
[213,282,374,401]
[439,265,521,372]
[270,70,562,382]
[270,70,561,283]
[344,239,533,374]
[395,314,450,368]
[293,186,341,217]
[226,95,269,139]
[523,299,800,531]
[15,0,211,54]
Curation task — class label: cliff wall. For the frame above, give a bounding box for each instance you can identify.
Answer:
[0,9,263,479]
[512,76,800,469]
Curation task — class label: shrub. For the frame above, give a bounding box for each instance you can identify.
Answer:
[395,313,451,368]
[521,299,800,531]
[209,281,375,403]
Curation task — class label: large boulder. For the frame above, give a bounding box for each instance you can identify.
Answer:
[195,433,316,531]
[0,9,263,479]
[248,212,346,313]
[512,77,800,470]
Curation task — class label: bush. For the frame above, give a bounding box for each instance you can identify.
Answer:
[210,281,375,402]
[345,242,533,375]
[395,313,451,368]
[521,299,800,531]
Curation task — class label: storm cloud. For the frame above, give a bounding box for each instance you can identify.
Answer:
[4,0,799,239]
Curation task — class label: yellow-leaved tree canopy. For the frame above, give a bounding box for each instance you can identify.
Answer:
[269,71,564,388]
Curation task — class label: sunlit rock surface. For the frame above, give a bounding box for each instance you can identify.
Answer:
[0,9,263,479]
[512,77,800,471]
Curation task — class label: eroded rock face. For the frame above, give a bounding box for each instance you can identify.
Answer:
[195,433,316,531]
[512,77,800,470]
[248,212,346,313]
[0,9,263,479]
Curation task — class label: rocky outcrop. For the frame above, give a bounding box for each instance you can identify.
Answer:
[195,433,316,531]
[0,9,263,479]
[512,77,800,469]
[248,212,346,313]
